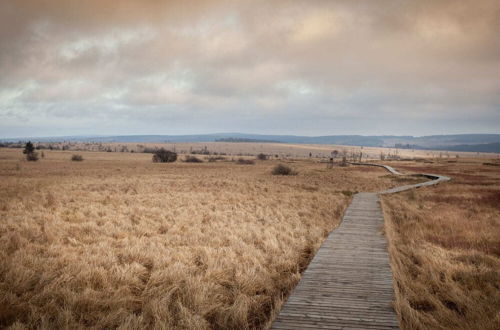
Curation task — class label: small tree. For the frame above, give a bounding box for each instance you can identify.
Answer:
[71,154,84,161]
[152,148,177,163]
[23,141,38,161]
[23,141,35,154]
[340,156,348,167]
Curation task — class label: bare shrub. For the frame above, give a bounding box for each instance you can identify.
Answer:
[208,156,226,162]
[71,154,84,161]
[339,156,348,167]
[272,164,297,175]
[26,152,39,161]
[257,153,268,160]
[152,149,177,163]
[236,158,255,165]
[184,155,203,163]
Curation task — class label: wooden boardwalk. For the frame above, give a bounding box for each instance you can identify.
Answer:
[272,164,450,329]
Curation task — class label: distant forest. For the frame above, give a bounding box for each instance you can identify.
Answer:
[215,138,279,143]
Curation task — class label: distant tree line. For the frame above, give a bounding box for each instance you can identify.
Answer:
[215,138,280,143]
[395,143,416,149]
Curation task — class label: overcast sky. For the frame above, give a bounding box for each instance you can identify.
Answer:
[1,0,499,138]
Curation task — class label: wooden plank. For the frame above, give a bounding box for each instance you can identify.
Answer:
[271,192,398,329]
[271,164,450,329]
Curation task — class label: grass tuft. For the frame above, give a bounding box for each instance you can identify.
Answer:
[272,164,297,176]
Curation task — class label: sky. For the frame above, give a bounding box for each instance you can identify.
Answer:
[1,0,499,138]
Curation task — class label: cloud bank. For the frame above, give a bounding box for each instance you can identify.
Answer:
[1,0,499,137]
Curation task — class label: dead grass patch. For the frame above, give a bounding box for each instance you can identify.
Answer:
[0,148,401,329]
[382,160,500,329]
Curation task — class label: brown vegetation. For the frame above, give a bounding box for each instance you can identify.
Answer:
[184,155,203,163]
[271,164,296,176]
[71,154,84,161]
[236,158,256,165]
[382,160,500,330]
[152,148,177,163]
[0,148,402,329]
[5,140,495,160]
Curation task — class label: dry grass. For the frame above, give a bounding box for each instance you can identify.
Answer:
[382,159,500,330]
[0,148,401,329]
[18,141,496,159]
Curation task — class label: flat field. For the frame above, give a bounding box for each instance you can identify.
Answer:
[19,141,496,160]
[0,148,403,329]
[381,159,500,329]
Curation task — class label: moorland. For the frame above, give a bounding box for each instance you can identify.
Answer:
[0,145,498,329]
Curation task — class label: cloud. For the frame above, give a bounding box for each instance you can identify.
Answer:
[0,0,499,137]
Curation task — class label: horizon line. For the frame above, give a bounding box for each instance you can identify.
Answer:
[2,132,500,140]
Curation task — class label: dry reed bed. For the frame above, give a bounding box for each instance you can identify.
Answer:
[382,160,500,330]
[0,149,400,329]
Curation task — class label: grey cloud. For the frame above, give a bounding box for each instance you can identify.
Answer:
[1,0,499,137]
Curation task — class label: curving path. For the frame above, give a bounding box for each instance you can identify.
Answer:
[349,162,451,194]
[271,163,450,329]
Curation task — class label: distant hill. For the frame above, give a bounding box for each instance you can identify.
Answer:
[215,137,280,143]
[2,133,500,153]
[426,142,500,153]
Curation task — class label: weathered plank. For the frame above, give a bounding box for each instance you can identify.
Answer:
[272,192,398,329]
[271,164,450,329]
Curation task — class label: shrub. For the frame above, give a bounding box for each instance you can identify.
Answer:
[257,153,268,160]
[190,146,210,155]
[208,156,226,162]
[340,190,356,197]
[23,141,38,161]
[26,152,39,161]
[184,155,203,163]
[236,158,255,165]
[152,148,177,163]
[71,154,84,161]
[272,164,297,175]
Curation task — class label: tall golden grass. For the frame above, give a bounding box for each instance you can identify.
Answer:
[382,159,500,330]
[0,148,401,329]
